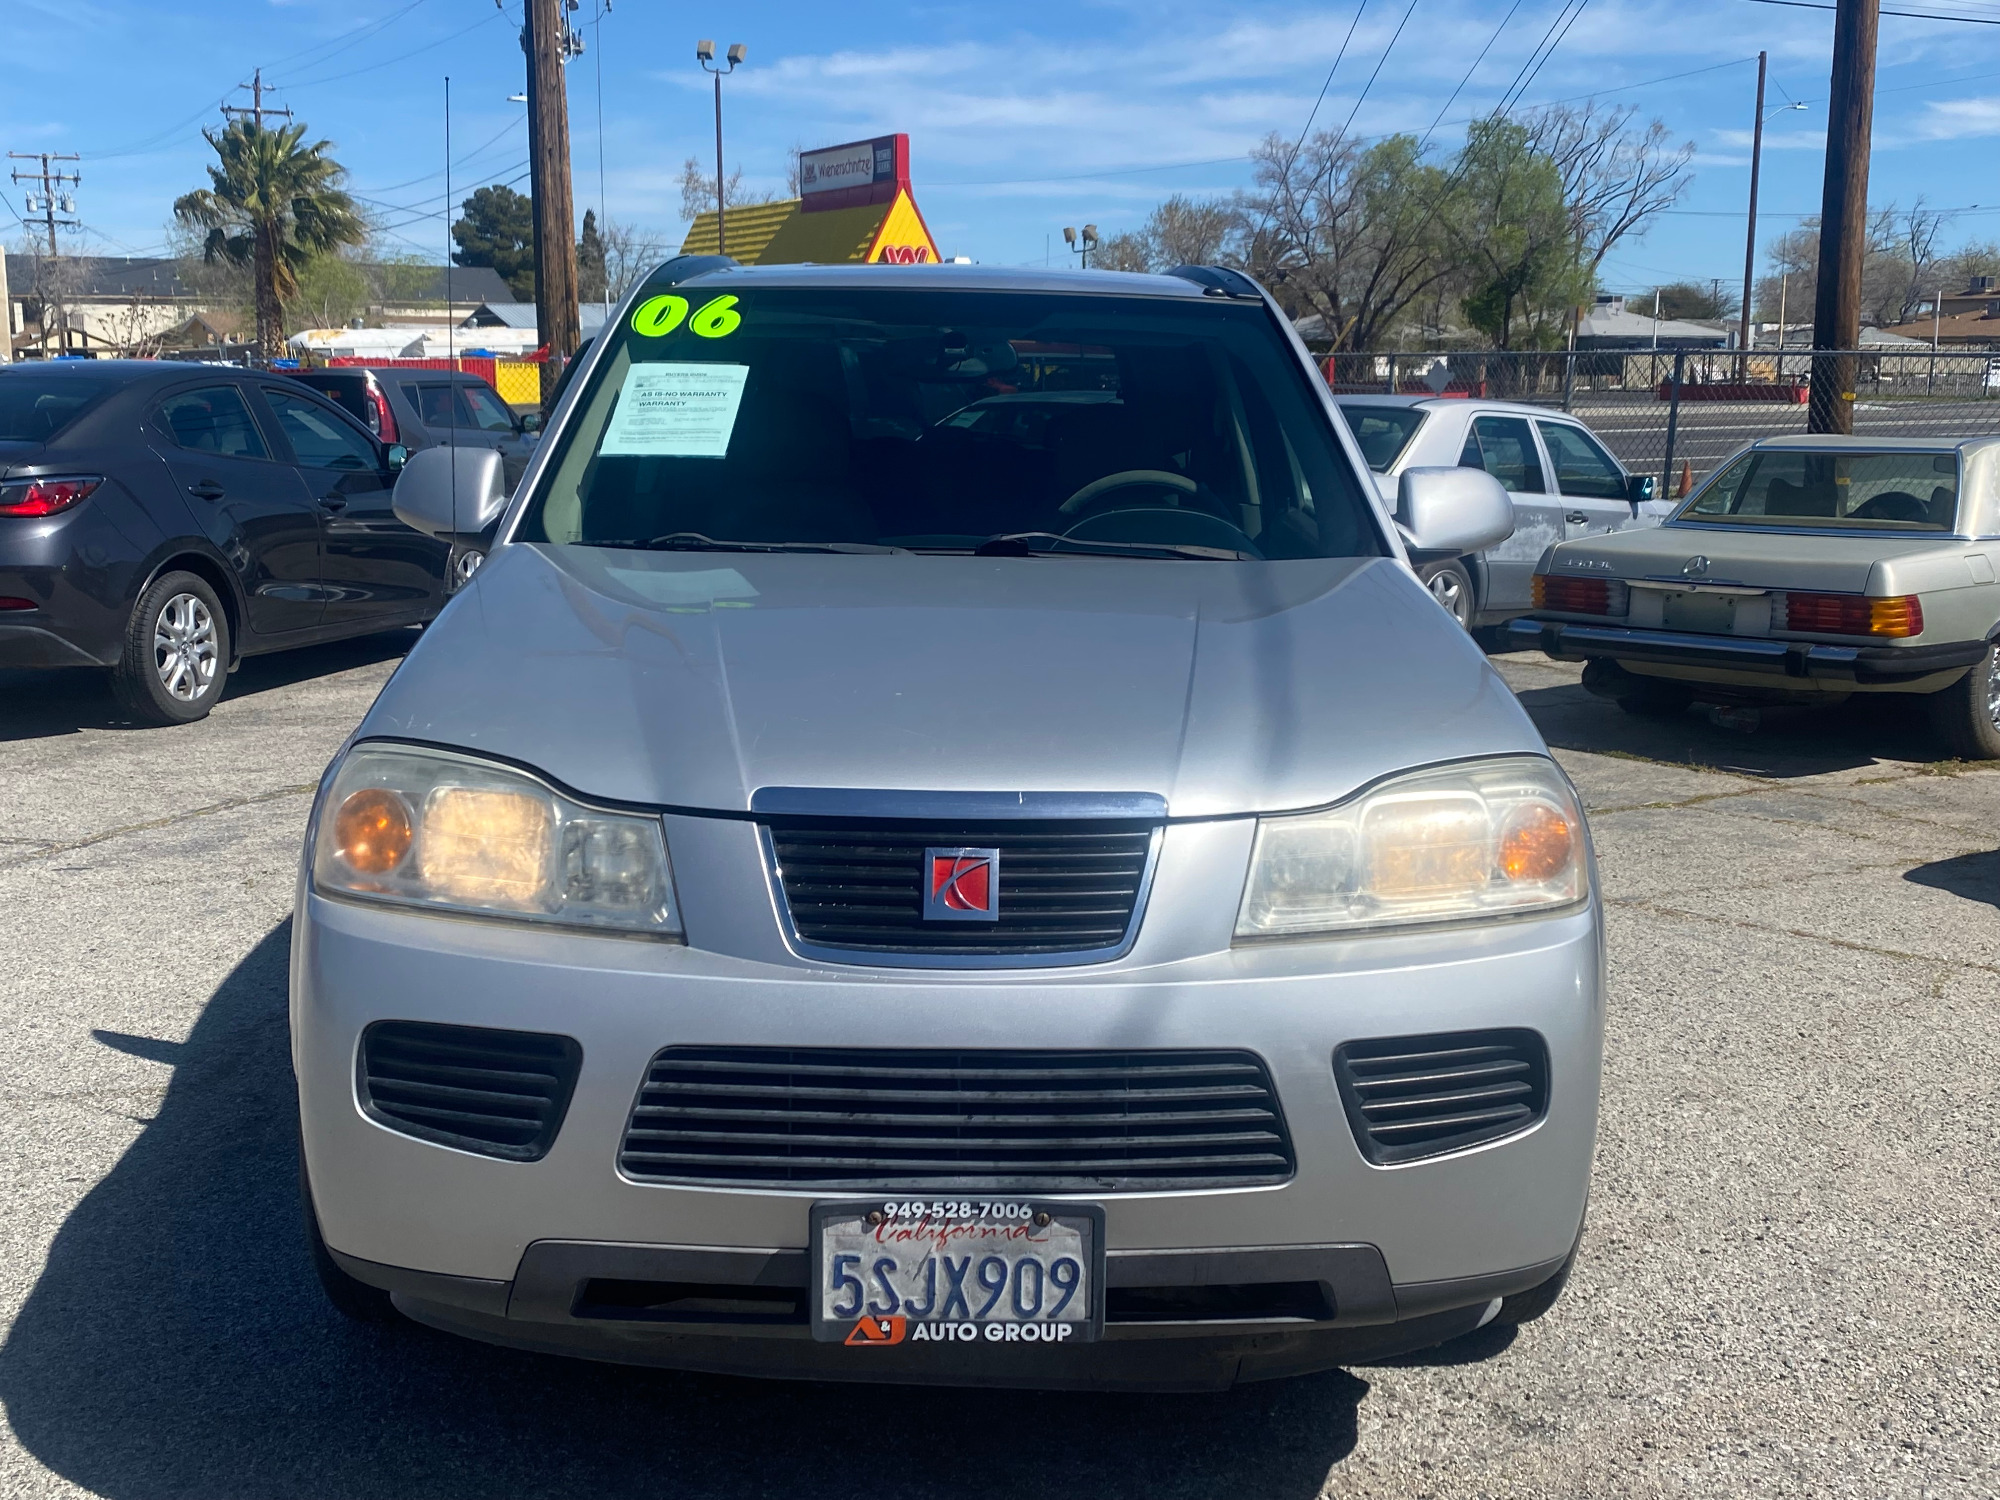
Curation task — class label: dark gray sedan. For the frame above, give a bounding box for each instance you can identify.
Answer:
[0,361,448,724]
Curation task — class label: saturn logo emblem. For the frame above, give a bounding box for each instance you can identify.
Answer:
[923,848,1001,922]
[1682,555,1710,577]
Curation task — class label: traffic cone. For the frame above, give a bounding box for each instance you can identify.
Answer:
[1675,459,1692,498]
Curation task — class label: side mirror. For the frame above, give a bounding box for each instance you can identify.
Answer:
[518,410,542,434]
[392,445,509,540]
[1626,472,1656,504]
[1397,465,1515,557]
[385,443,409,472]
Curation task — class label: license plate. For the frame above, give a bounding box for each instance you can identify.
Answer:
[809,1199,1105,1345]
[1662,591,1736,633]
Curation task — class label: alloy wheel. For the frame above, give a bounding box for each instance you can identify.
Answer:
[1428,569,1469,625]
[152,592,218,702]
[1987,648,2000,730]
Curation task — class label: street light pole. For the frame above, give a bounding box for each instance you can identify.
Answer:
[1062,225,1099,270]
[1738,52,1766,374]
[696,40,745,258]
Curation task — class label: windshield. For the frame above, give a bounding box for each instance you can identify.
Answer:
[0,374,114,442]
[518,286,1383,560]
[1336,404,1426,472]
[1683,449,1960,532]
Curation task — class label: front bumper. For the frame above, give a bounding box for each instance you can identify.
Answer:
[1507,616,1989,683]
[293,816,1602,1386]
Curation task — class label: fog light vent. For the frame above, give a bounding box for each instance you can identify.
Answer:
[358,1020,580,1161]
[1333,1029,1549,1165]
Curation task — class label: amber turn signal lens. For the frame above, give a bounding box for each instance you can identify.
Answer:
[1499,803,1574,883]
[333,788,414,874]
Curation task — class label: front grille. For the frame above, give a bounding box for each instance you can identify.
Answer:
[358,1020,581,1162]
[766,818,1155,959]
[618,1046,1295,1191]
[1333,1029,1549,1166]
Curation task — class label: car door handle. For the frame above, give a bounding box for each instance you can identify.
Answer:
[1564,511,1589,525]
[317,495,347,512]
[187,480,225,501]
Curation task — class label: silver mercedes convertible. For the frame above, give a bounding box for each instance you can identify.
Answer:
[291,259,1603,1391]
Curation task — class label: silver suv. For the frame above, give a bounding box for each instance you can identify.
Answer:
[292,260,1603,1391]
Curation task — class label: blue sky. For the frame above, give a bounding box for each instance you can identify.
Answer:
[9,0,2000,294]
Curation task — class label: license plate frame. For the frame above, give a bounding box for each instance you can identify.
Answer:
[808,1198,1106,1346]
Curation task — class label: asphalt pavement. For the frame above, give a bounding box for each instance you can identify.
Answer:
[1,634,1996,1498]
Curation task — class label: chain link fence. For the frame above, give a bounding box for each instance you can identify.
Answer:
[1315,347,2000,497]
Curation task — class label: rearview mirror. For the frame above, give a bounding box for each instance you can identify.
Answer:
[1626,472,1656,504]
[392,446,509,540]
[1396,466,1515,558]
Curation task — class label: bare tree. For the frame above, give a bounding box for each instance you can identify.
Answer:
[1090,233,1153,273]
[1235,130,1459,350]
[600,218,669,300]
[1891,198,1950,324]
[1518,102,1694,276]
[1088,196,1237,274]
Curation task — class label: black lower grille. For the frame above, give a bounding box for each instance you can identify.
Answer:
[358,1020,581,1162]
[1333,1029,1549,1165]
[618,1046,1294,1190]
[766,818,1155,958]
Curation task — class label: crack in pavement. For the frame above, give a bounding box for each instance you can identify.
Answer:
[0,784,318,869]
[1607,894,2000,979]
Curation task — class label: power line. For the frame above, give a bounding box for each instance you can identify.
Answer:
[349,115,524,198]
[1285,2,1370,164]
[1495,0,1591,118]
[283,11,509,91]
[1422,0,1526,149]
[1745,0,2000,21]
[1332,0,1421,145]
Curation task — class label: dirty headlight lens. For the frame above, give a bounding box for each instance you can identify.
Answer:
[313,744,680,936]
[1236,756,1585,938]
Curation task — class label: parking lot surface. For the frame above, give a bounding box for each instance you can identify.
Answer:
[1,635,1995,1498]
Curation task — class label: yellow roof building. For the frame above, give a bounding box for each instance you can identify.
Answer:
[678,135,943,268]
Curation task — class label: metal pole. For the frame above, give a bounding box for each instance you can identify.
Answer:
[1661,350,1685,496]
[1739,51,1767,379]
[1385,352,1398,395]
[713,70,726,258]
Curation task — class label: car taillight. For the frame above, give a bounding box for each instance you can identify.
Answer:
[0,477,102,517]
[368,385,399,442]
[0,596,36,611]
[1533,574,1629,616]
[1776,591,1923,637]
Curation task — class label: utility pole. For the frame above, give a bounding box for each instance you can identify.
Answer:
[9,153,80,258]
[1738,50,1766,376]
[1809,0,1879,435]
[523,0,581,410]
[222,68,293,130]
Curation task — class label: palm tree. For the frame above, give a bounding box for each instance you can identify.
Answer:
[174,119,367,359]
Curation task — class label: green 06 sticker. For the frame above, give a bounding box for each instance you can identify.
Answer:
[630,292,742,339]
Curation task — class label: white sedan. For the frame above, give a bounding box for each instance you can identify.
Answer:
[1337,395,1674,629]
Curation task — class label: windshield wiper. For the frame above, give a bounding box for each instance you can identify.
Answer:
[966,531,1248,561]
[602,532,904,555]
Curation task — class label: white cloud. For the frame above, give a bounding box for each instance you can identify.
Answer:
[1913,97,2000,142]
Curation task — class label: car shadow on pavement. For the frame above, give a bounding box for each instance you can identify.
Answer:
[1508,674,1951,779]
[1904,849,2000,909]
[0,923,1383,1500]
[0,631,417,743]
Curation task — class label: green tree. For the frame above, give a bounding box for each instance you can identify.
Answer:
[452,184,536,300]
[1448,120,1591,349]
[172,118,367,358]
[577,209,607,304]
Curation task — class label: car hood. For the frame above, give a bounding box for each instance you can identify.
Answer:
[359,543,1544,817]
[1546,521,1973,595]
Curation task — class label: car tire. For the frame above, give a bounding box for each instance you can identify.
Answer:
[1418,560,1475,630]
[112,571,230,726]
[299,1146,400,1325]
[1925,642,2000,760]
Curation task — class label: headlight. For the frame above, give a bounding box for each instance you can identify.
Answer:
[312,743,681,937]
[1236,756,1586,938]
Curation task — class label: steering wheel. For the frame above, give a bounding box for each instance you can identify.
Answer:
[1058,469,1199,515]
[1849,490,1929,524]
[1062,506,1264,556]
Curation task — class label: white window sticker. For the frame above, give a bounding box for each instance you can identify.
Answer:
[600,363,750,458]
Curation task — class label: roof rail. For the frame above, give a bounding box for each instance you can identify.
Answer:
[640,254,738,290]
[1163,265,1263,299]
